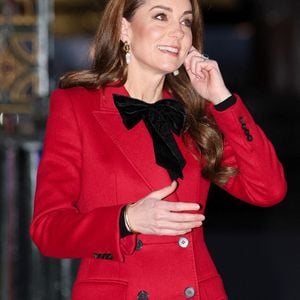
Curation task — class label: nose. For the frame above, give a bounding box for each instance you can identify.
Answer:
[168,21,184,39]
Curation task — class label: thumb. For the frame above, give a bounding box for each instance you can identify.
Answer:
[150,181,178,200]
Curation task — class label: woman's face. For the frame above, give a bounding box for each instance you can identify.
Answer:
[123,0,193,76]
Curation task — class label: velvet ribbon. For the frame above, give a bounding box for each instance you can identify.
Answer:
[113,94,186,180]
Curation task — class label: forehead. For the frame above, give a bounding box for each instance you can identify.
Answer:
[138,0,192,12]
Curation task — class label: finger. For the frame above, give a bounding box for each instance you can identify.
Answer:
[188,45,198,55]
[167,212,205,223]
[185,62,202,81]
[150,181,177,200]
[184,54,200,72]
[194,62,205,80]
[184,58,191,72]
[154,219,204,232]
[191,56,210,71]
[187,57,208,80]
[162,201,201,212]
[184,46,200,70]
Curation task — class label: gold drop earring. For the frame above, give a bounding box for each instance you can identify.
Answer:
[123,41,131,64]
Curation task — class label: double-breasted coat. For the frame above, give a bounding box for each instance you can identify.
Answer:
[30,85,287,300]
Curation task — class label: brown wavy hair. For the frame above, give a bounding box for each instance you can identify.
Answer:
[59,0,237,185]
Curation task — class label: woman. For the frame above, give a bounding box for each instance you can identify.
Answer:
[30,0,287,299]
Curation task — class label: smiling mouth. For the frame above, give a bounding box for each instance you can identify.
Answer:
[157,45,179,54]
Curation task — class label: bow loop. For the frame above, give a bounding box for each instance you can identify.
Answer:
[113,96,149,129]
[113,94,186,180]
[154,100,186,135]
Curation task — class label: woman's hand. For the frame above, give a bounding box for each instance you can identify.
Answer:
[126,181,205,235]
[184,46,232,105]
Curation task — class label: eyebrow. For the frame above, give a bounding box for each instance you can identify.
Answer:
[150,5,193,16]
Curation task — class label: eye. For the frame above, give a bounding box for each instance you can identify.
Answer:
[181,18,193,28]
[154,13,168,21]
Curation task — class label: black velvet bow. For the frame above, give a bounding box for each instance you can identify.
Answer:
[113,94,186,180]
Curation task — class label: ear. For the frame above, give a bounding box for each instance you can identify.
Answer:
[120,17,131,43]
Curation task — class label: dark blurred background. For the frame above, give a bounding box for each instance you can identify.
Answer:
[0,0,299,299]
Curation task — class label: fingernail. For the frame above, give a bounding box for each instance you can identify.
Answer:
[195,204,201,210]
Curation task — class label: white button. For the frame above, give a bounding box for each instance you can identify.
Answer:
[184,287,195,298]
[178,237,189,248]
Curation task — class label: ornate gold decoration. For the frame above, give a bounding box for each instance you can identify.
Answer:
[0,25,38,105]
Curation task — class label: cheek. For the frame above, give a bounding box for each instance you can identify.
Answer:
[143,25,165,43]
[131,26,164,53]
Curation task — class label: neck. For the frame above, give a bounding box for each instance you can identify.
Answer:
[125,70,166,104]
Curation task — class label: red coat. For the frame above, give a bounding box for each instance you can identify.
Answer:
[30,85,286,300]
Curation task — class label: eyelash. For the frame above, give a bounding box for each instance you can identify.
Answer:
[154,13,193,28]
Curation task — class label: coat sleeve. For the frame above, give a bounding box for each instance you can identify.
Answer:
[209,94,287,207]
[30,89,136,261]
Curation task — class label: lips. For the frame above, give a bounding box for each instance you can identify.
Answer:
[157,45,179,55]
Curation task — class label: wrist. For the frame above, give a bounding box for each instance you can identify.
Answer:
[211,90,232,105]
[124,204,139,234]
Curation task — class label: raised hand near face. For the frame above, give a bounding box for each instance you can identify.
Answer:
[184,46,232,105]
[126,181,205,236]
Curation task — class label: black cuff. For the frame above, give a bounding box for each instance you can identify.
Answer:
[119,205,133,238]
[214,95,237,111]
